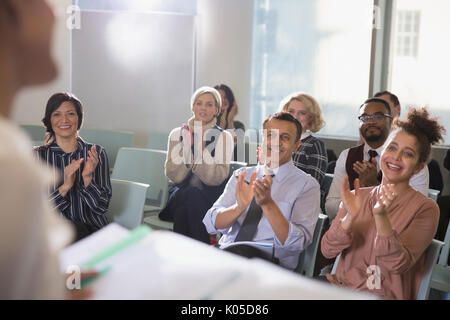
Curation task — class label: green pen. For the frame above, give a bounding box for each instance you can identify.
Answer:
[80,265,112,289]
[77,225,151,289]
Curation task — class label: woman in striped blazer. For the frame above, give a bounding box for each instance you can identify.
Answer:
[34,92,112,241]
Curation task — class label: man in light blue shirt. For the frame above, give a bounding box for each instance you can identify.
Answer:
[203,112,320,270]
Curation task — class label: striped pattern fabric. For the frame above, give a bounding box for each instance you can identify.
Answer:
[34,138,112,229]
[292,135,328,186]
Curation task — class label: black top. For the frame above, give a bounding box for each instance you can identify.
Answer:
[34,138,112,229]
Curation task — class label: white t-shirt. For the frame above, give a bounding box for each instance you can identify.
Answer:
[0,116,74,299]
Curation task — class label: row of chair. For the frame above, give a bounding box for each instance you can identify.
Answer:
[22,124,261,168]
[107,147,249,230]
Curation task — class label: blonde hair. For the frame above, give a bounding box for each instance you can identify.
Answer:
[190,86,222,113]
[279,92,325,133]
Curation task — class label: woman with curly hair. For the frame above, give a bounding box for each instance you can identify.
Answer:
[321,107,445,300]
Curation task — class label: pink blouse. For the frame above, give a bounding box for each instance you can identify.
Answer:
[321,186,439,300]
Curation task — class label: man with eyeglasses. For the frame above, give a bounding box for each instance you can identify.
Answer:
[325,98,429,220]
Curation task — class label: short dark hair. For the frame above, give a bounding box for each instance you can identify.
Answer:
[42,92,83,142]
[360,98,392,116]
[374,90,400,107]
[262,112,302,142]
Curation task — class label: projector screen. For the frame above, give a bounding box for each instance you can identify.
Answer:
[72,10,196,147]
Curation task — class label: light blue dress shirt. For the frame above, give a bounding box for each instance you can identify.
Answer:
[203,160,320,270]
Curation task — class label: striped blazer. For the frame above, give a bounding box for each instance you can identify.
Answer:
[34,138,112,229]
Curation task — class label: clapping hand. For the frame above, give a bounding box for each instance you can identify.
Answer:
[253,167,274,207]
[353,158,379,187]
[227,102,238,123]
[235,171,256,212]
[181,124,193,147]
[340,175,362,222]
[59,158,84,197]
[373,184,397,216]
[82,145,99,187]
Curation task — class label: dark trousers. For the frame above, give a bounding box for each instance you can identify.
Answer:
[71,220,98,242]
[160,183,225,244]
[223,244,279,265]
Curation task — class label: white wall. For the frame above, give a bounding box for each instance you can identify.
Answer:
[71,10,195,148]
[196,0,254,129]
[11,0,71,126]
[12,0,255,141]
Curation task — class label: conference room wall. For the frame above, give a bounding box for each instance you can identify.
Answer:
[11,0,254,148]
[196,0,254,130]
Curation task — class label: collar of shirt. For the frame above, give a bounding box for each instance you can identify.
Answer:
[49,138,85,155]
[300,131,312,140]
[363,143,384,159]
[363,143,383,170]
[255,160,294,183]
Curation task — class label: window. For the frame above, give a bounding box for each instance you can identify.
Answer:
[395,11,420,57]
[250,0,374,138]
[75,0,196,14]
[389,0,450,143]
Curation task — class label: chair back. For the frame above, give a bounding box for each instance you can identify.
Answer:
[428,189,440,202]
[321,173,334,214]
[331,253,341,275]
[20,124,46,141]
[79,128,134,169]
[430,222,450,294]
[296,213,328,277]
[245,141,259,166]
[107,179,149,229]
[321,174,334,198]
[438,221,450,266]
[417,239,444,300]
[147,132,169,151]
[111,147,169,211]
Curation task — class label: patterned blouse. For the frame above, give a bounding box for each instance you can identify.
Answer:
[34,138,112,229]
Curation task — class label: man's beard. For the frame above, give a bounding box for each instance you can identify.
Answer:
[364,133,382,142]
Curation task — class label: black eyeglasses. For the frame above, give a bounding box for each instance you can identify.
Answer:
[358,113,392,123]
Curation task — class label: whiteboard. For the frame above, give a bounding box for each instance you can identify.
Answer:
[72,10,195,147]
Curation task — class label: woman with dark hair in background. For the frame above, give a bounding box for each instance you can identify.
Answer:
[214,84,244,131]
[34,92,112,241]
[214,84,245,161]
[321,107,444,299]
